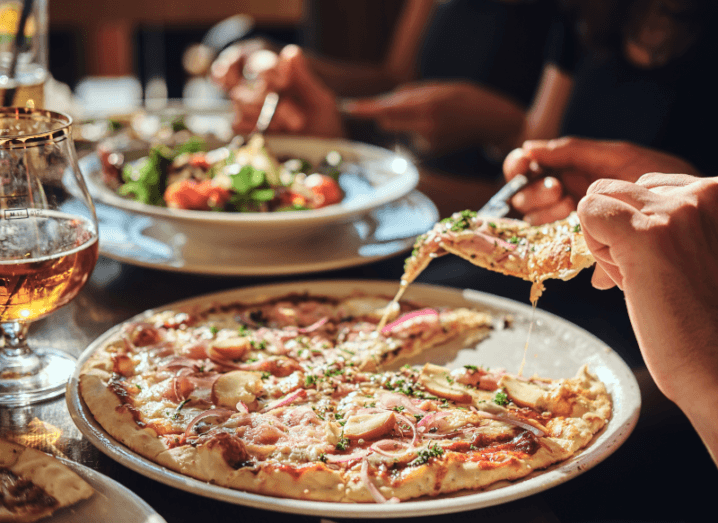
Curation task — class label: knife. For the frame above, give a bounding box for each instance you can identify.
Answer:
[477,174,528,218]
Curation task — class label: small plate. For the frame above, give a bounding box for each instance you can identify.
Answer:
[52,458,166,522]
[67,280,640,518]
[89,190,437,276]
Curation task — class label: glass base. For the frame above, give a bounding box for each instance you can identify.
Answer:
[0,348,76,406]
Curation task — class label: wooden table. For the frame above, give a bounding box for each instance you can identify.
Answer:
[1,164,716,522]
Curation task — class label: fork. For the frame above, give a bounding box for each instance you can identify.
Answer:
[477,174,529,218]
[251,91,280,137]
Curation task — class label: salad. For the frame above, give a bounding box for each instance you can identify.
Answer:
[98,133,344,212]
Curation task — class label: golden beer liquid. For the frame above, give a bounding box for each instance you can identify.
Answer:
[0,233,98,323]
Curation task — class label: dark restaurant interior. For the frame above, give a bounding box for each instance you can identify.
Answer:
[1,0,717,522]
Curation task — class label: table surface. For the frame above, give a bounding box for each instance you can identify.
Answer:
[2,166,716,523]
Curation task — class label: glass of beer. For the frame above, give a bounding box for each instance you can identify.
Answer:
[0,107,98,406]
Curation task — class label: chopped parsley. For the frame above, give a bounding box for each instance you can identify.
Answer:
[464,364,479,371]
[443,209,477,232]
[305,375,317,387]
[508,236,520,244]
[493,390,509,406]
[410,443,444,466]
[572,223,581,233]
[209,325,218,335]
[335,436,350,451]
[238,325,249,336]
[392,406,405,413]
[318,453,328,463]
[261,372,271,380]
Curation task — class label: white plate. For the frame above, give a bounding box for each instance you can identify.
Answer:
[81,136,420,244]
[51,458,166,522]
[87,190,437,276]
[67,280,640,518]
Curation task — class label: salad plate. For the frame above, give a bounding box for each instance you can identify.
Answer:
[90,190,438,276]
[81,135,420,244]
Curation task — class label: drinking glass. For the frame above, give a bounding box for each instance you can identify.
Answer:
[0,107,98,406]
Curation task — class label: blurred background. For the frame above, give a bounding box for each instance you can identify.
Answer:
[48,0,402,106]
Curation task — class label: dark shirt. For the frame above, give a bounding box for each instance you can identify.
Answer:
[546,12,718,176]
[417,0,556,177]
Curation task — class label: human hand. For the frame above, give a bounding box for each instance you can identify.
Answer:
[503,137,700,224]
[343,81,512,155]
[226,45,344,138]
[576,173,718,415]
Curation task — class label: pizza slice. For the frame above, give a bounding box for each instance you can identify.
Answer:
[0,439,94,522]
[402,211,595,298]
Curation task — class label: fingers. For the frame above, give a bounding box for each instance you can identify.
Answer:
[210,45,247,91]
[271,99,306,132]
[522,136,625,174]
[511,176,563,214]
[591,264,622,290]
[277,45,331,102]
[503,147,535,182]
[523,194,576,225]
[636,172,701,189]
[585,178,659,210]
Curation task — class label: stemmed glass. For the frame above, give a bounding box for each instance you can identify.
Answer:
[0,107,99,406]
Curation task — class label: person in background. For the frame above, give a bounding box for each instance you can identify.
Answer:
[213,0,718,182]
[576,171,718,465]
[211,0,557,175]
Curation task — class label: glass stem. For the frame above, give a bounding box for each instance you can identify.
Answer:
[0,321,40,377]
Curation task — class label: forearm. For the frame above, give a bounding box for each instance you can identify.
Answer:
[676,387,718,466]
[305,55,406,97]
[458,85,526,154]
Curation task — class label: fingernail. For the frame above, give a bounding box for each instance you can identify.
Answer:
[512,193,525,207]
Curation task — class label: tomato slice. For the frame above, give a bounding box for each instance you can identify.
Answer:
[304,174,343,208]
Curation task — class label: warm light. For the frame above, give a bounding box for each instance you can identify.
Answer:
[9,418,63,454]
[391,158,407,174]
[20,309,31,318]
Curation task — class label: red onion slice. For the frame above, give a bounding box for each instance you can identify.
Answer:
[394,413,418,447]
[360,458,399,503]
[381,308,439,335]
[416,411,450,432]
[475,410,545,436]
[184,408,233,438]
[369,439,412,459]
[260,390,306,413]
[298,317,328,334]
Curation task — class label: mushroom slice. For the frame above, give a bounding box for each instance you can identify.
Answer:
[344,411,396,440]
[498,376,547,410]
[211,370,264,409]
[419,363,473,404]
[208,336,253,360]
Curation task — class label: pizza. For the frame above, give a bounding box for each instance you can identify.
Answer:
[0,439,94,522]
[399,211,596,305]
[78,290,612,503]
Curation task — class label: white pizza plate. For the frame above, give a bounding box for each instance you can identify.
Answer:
[81,190,437,276]
[80,135,419,245]
[67,280,641,518]
[51,457,166,522]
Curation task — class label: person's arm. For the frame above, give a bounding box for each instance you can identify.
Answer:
[577,173,718,464]
[503,137,700,224]
[289,0,436,97]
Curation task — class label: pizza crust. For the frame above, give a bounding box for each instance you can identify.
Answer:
[77,292,612,504]
[0,439,94,523]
